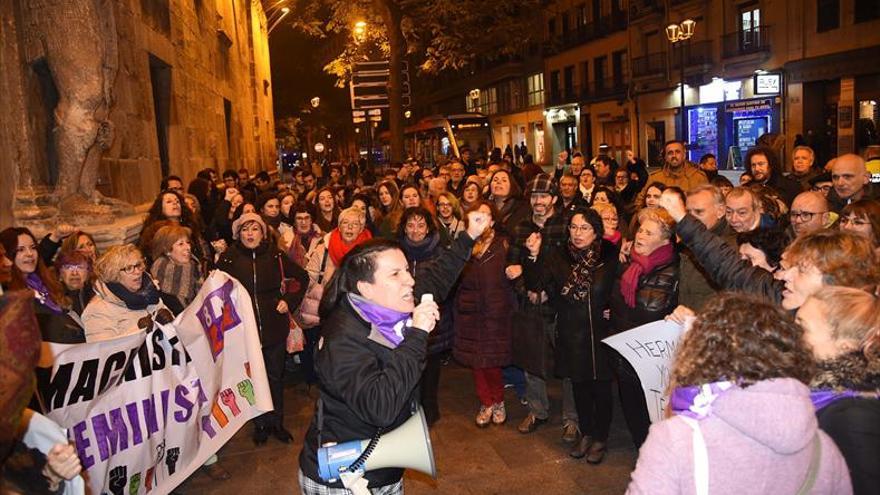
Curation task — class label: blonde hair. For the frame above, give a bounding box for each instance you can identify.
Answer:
[591,202,617,217]
[337,206,366,227]
[151,224,192,261]
[637,207,676,240]
[809,286,880,354]
[95,244,143,284]
[436,191,463,219]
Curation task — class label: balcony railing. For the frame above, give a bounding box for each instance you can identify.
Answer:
[629,0,662,20]
[722,25,771,58]
[586,78,627,101]
[548,85,582,106]
[545,10,628,54]
[671,40,713,68]
[632,52,666,78]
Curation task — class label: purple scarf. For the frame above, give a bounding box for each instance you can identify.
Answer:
[348,293,412,348]
[670,381,735,419]
[26,273,63,314]
[810,389,862,411]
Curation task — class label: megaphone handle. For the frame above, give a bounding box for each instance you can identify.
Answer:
[347,428,383,473]
[339,472,371,495]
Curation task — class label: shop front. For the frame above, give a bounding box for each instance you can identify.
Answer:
[683,77,783,170]
[544,104,580,161]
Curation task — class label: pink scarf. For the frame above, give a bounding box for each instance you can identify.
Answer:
[619,242,674,308]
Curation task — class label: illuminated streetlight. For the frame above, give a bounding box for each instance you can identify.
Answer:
[666,19,696,141]
[404,110,412,119]
[310,96,321,108]
[268,7,291,34]
[353,21,367,42]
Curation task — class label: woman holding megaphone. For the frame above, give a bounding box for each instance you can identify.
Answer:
[297,209,491,495]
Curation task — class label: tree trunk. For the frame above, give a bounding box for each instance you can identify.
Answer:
[374,0,404,163]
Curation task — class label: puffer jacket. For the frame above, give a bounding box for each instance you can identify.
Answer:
[452,234,515,369]
[81,280,173,343]
[609,254,680,334]
[216,240,308,347]
[628,378,852,494]
[297,233,335,329]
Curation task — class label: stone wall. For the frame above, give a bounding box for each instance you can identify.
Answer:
[0,0,276,229]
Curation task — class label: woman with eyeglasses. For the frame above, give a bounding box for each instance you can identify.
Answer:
[82,244,180,343]
[0,227,84,343]
[523,207,619,463]
[435,191,465,243]
[838,199,880,253]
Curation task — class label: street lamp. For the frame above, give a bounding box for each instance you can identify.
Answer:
[353,21,367,43]
[666,19,696,141]
[268,7,290,34]
[310,96,321,108]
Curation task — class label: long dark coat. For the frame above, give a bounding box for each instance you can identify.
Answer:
[524,240,619,382]
[452,234,515,368]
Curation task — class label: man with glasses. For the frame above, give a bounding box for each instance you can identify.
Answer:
[789,191,832,238]
[809,172,833,197]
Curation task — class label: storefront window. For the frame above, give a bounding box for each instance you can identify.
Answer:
[688,106,719,164]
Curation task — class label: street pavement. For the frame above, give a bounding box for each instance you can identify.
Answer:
[179,361,637,494]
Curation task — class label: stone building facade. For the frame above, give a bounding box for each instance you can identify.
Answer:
[0,0,276,228]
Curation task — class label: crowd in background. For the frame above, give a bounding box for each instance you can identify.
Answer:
[1,139,879,494]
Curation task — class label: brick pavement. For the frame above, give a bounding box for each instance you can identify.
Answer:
[178,362,637,495]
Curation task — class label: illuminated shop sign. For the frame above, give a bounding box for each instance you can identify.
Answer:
[754,73,782,95]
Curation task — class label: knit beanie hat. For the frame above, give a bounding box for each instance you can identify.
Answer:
[231,213,267,240]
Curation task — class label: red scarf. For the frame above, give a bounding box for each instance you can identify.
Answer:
[328,228,372,266]
[620,242,674,308]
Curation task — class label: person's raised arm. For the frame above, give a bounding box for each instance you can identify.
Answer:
[413,210,488,301]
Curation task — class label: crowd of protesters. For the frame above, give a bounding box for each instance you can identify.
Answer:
[1,140,879,494]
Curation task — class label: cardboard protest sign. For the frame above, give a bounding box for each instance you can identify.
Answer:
[36,271,273,495]
[603,320,684,423]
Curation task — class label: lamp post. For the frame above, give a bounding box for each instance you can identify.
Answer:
[268,7,290,34]
[666,19,695,141]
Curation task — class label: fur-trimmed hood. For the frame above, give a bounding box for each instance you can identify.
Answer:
[811,351,880,391]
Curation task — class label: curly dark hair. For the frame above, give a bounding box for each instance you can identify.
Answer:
[736,226,787,269]
[397,206,438,240]
[745,145,782,180]
[569,206,605,239]
[672,293,816,389]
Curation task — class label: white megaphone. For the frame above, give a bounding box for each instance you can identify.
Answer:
[317,406,436,488]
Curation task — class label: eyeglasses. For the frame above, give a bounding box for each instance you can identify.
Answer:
[120,260,146,274]
[840,216,870,227]
[789,211,826,222]
[568,224,594,233]
[339,221,364,229]
[811,185,832,192]
[61,264,89,272]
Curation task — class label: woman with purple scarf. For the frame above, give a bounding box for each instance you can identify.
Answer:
[0,227,84,343]
[798,286,880,495]
[608,207,680,449]
[297,210,490,495]
[628,294,852,494]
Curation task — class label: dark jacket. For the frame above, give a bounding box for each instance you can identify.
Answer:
[609,252,680,334]
[67,282,96,317]
[298,232,476,489]
[812,351,880,495]
[34,302,85,344]
[675,215,783,304]
[524,240,619,381]
[493,197,530,238]
[827,182,878,213]
[453,234,515,369]
[400,236,452,355]
[761,172,802,206]
[216,241,308,347]
[678,219,736,311]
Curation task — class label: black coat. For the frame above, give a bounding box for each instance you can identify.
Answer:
[817,398,880,495]
[452,235,515,369]
[298,232,475,489]
[525,240,618,381]
[609,253,680,334]
[216,241,308,347]
[675,215,783,304]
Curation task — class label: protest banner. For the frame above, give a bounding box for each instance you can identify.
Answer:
[35,271,273,495]
[603,320,684,423]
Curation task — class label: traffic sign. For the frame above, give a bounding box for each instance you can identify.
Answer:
[353,117,366,124]
[352,110,366,118]
[367,109,382,116]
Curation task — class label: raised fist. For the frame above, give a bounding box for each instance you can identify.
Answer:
[220,388,242,416]
[165,447,180,475]
[237,379,256,405]
[108,465,127,495]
